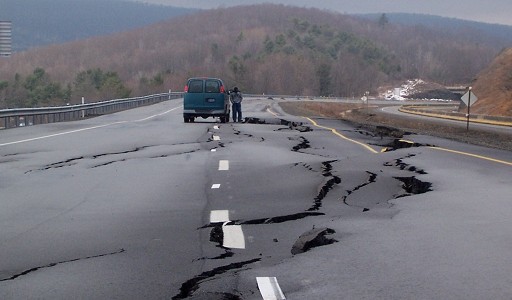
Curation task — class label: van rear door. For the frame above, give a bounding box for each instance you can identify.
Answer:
[185,78,224,111]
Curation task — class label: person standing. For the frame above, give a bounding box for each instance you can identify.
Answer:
[230,86,243,122]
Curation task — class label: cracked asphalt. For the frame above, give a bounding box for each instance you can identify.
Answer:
[0,97,511,299]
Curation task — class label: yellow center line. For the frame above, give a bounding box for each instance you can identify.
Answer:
[429,146,512,167]
[269,108,511,167]
[304,117,379,154]
[266,107,279,117]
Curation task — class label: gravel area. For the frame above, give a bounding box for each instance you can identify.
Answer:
[279,101,512,152]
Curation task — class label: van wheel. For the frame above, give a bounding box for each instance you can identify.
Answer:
[220,116,227,123]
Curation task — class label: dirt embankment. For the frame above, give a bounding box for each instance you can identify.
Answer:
[471,48,512,117]
[279,101,512,152]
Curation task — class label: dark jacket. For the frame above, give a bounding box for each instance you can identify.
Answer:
[230,91,243,104]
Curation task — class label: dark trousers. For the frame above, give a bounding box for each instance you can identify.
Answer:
[232,102,242,122]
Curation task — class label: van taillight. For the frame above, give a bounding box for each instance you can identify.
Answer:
[220,85,225,93]
[184,85,189,92]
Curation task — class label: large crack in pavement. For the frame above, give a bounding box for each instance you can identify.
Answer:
[307,160,341,211]
[199,212,325,229]
[380,138,436,152]
[24,144,202,173]
[291,136,311,152]
[341,171,378,210]
[384,154,428,175]
[171,258,261,300]
[0,248,125,282]
[245,117,312,132]
[342,153,433,211]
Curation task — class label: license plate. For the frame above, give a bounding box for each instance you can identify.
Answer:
[206,98,215,103]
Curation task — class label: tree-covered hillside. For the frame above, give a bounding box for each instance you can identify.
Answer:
[0,4,507,108]
[361,13,512,48]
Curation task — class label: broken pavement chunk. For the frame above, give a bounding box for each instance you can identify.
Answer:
[291,227,337,255]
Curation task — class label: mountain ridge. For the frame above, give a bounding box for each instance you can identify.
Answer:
[0,0,197,51]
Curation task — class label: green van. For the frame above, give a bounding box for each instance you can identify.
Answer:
[183,77,230,123]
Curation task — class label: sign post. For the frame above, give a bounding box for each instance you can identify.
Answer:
[460,87,478,131]
[361,91,369,114]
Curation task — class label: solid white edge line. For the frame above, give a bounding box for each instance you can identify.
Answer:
[222,222,245,249]
[210,210,230,223]
[0,106,182,147]
[219,160,229,170]
[257,277,286,300]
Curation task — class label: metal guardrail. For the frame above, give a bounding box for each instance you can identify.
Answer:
[399,105,512,127]
[0,93,183,129]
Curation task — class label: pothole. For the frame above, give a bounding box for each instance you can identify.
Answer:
[394,176,433,198]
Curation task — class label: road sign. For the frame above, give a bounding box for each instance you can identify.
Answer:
[461,90,478,107]
[461,88,479,131]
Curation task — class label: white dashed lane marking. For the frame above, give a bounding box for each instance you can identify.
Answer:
[213,135,221,141]
[211,184,221,189]
[218,160,229,170]
[208,211,246,249]
[257,277,286,300]
[222,222,246,249]
[210,210,230,223]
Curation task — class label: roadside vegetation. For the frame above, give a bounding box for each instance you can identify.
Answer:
[0,68,131,108]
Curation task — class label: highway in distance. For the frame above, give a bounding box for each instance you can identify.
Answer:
[0,97,511,299]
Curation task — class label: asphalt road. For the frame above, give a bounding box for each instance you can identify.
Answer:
[380,104,512,134]
[0,98,511,299]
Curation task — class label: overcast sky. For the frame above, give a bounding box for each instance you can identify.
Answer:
[136,0,512,26]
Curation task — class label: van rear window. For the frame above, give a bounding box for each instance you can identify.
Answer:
[205,80,220,93]
[188,80,203,93]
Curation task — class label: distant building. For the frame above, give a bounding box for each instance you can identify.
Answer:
[0,21,12,57]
